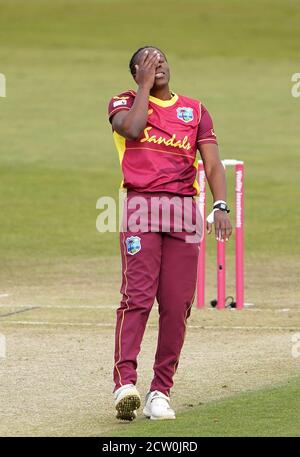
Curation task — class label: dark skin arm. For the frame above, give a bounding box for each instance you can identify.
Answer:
[112,50,160,140]
[199,143,233,241]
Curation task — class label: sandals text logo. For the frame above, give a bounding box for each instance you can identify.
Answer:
[0,73,6,97]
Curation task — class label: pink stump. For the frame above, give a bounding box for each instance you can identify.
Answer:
[235,163,244,309]
[217,240,226,308]
[197,162,206,308]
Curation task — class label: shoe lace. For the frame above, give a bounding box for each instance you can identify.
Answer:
[151,392,171,409]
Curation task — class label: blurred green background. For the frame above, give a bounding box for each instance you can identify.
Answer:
[0,0,299,289]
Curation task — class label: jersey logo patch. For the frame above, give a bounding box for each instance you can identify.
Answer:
[126,236,141,255]
[176,107,194,123]
[113,99,127,108]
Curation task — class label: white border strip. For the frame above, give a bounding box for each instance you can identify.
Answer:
[0,320,299,331]
[1,304,300,313]
[0,304,117,309]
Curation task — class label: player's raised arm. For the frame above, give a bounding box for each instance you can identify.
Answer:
[112,50,160,140]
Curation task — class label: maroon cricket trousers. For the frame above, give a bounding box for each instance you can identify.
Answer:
[113,191,202,396]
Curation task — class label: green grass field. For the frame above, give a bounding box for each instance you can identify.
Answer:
[1,0,299,262]
[0,0,300,437]
[109,378,300,437]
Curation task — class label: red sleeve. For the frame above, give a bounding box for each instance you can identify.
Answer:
[197,104,218,147]
[108,91,135,124]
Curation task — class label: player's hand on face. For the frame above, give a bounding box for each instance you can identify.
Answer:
[207,211,232,241]
[134,49,160,90]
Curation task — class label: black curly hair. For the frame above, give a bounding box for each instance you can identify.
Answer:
[129,46,167,76]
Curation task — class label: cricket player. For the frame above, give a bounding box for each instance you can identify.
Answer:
[107,47,232,421]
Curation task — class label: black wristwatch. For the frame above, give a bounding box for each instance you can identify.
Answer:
[213,202,230,213]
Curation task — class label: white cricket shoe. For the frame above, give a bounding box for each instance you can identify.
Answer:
[114,384,141,421]
[143,390,176,420]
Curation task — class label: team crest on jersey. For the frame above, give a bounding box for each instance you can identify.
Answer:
[176,107,194,123]
[126,236,141,255]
